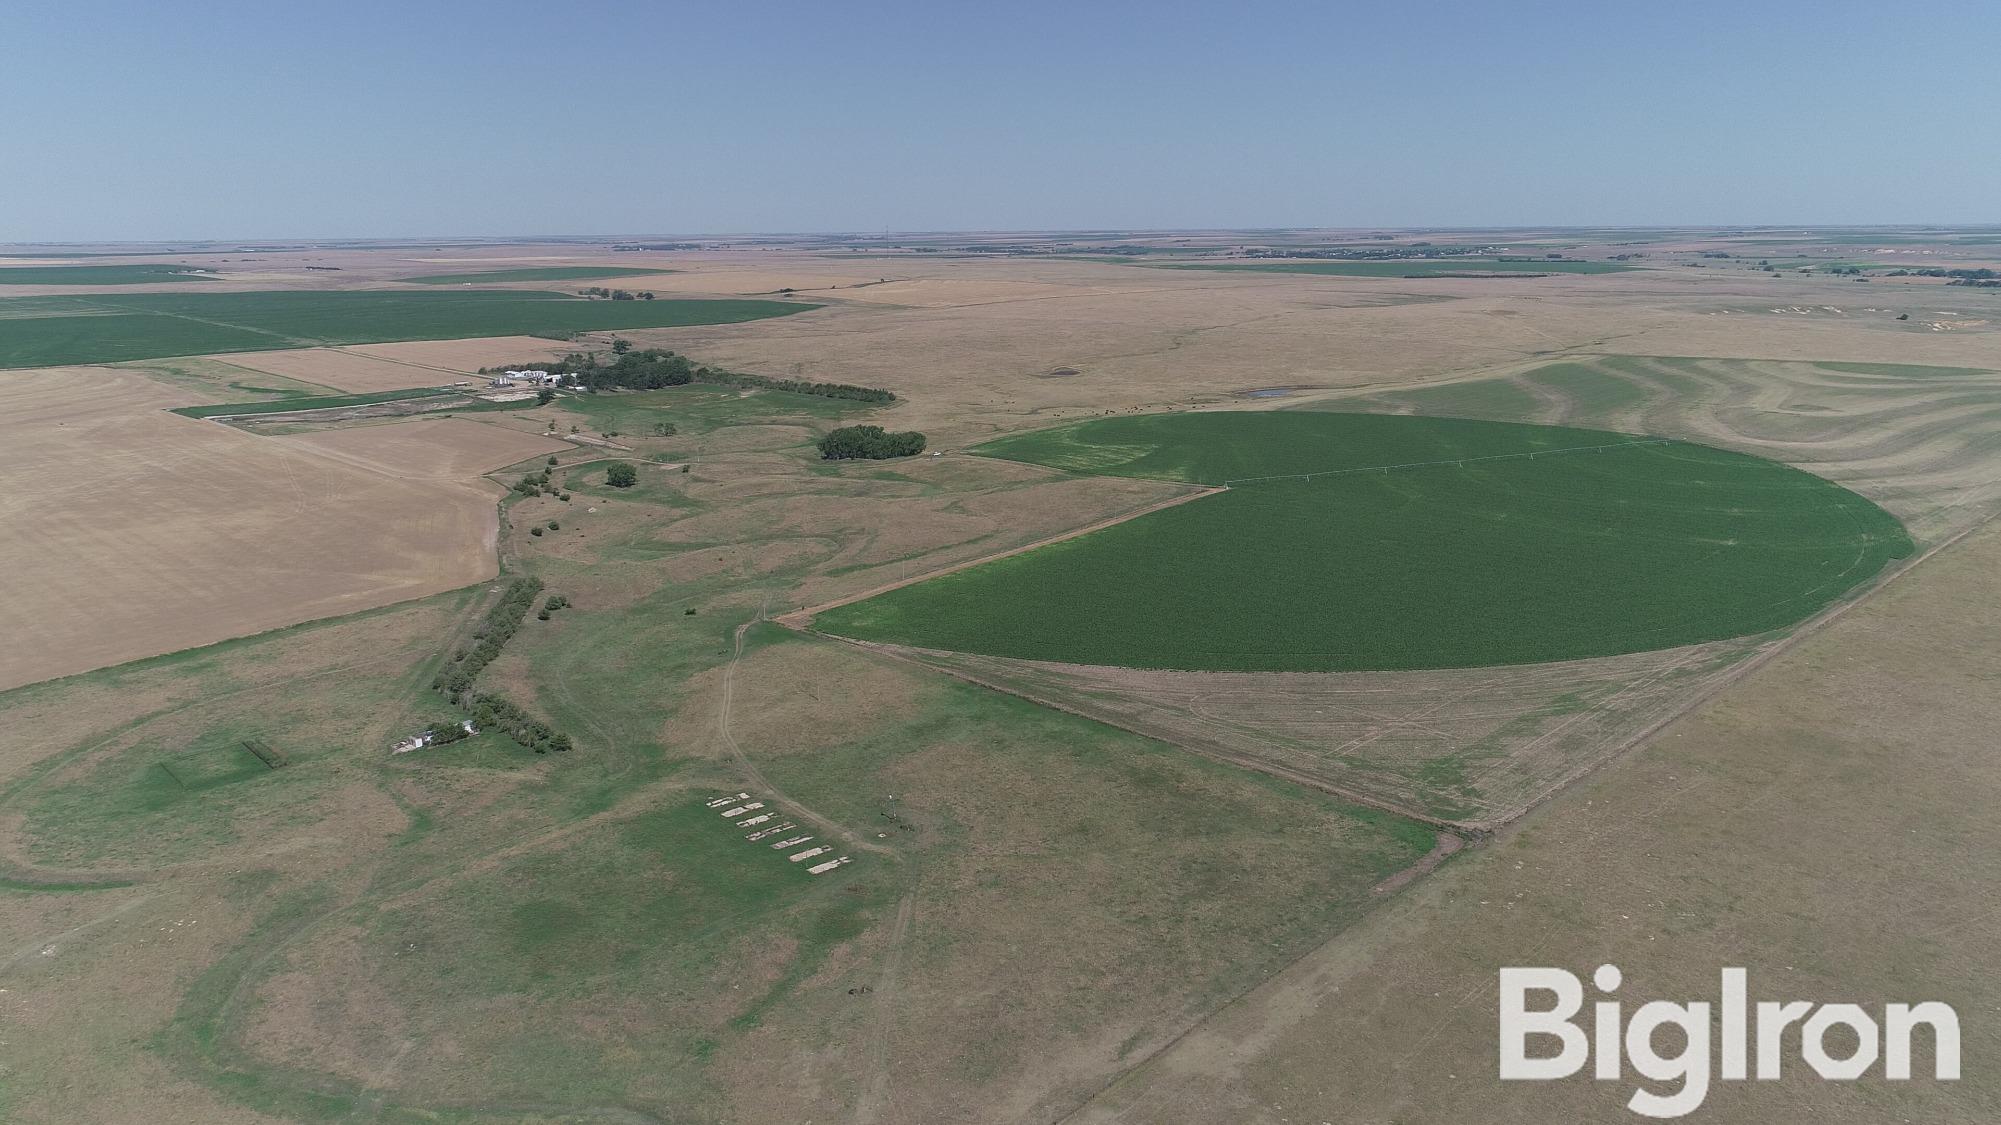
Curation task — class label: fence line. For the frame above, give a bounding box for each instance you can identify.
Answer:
[1220,439,1675,486]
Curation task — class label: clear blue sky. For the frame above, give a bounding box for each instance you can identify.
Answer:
[5,0,1997,240]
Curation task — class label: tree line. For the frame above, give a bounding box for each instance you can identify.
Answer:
[578,286,656,300]
[433,577,542,699]
[427,576,575,753]
[817,424,927,460]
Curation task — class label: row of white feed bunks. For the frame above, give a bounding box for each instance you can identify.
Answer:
[706,791,852,875]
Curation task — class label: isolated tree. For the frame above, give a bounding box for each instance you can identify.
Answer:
[537,388,555,405]
[605,461,639,488]
[612,338,632,354]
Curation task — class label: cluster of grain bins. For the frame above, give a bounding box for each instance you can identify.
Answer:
[705,792,851,875]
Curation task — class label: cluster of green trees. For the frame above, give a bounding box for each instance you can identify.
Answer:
[465,691,572,753]
[432,577,543,700]
[817,424,927,460]
[513,464,559,497]
[605,461,638,487]
[578,287,656,301]
[697,367,897,402]
[537,593,568,620]
[424,720,472,746]
[572,347,698,389]
[484,345,896,402]
[1885,267,1997,279]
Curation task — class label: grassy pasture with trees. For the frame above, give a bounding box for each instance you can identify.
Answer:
[815,412,1912,671]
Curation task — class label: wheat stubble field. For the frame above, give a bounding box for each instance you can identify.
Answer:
[0,368,567,691]
[1,231,1998,1123]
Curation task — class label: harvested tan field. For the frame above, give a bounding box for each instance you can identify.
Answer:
[210,347,466,393]
[625,270,891,295]
[1074,516,2001,1125]
[812,278,1134,307]
[337,334,573,373]
[635,256,2001,443]
[0,370,530,691]
[270,417,568,481]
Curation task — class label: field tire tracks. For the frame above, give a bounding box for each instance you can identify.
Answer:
[853,891,916,1124]
[721,603,892,857]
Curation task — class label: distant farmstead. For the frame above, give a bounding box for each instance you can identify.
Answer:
[488,369,568,388]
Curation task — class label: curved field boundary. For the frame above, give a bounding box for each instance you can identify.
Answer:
[812,418,1911,674]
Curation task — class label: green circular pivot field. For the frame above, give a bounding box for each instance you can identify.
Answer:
[814,412,1913,672]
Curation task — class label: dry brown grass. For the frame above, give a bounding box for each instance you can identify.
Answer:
[876,637,1761,827]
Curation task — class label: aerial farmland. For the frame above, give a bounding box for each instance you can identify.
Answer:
[0,209,1993,1125]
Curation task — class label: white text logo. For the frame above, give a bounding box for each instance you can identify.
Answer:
[1498,966,1960,1118]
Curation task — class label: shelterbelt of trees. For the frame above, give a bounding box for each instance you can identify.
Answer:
[482,343,897,402]
[430,578,573,754]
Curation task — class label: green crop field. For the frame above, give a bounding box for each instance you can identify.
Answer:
[1152,257,1637,277]
[814,412,1912,671]
[406,265,676,284]
[0,290,817,368]
[0,264,217,285]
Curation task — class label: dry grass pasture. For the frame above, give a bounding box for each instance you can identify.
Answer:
[0,374,1439,1123]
